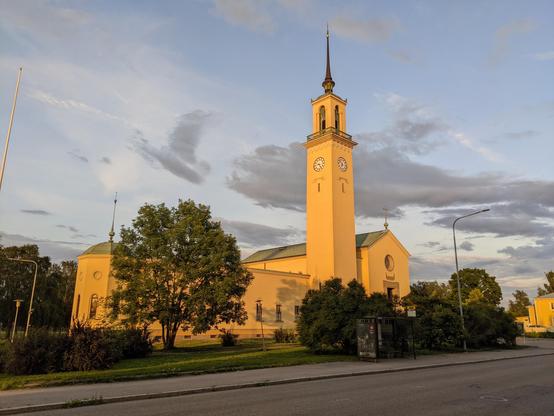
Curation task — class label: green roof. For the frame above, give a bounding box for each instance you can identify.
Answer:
[80,241,118,256]
[243,231,386,263]
[536,293,554,299]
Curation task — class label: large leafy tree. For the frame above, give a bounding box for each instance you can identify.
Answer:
[0,245,76,334]
[508,290,531,317]
[537,271,554,297]
[110,199,253,350]
[449,268,502,306]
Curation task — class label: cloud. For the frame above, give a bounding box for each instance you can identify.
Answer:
[20,209,52,216]
[0,231,85,262]
[29,90,127,124]
[56,224,79,233]
[227,142,305,211]
[213,0,275,33]
[459,241,474,251]
[388,50,417,64]
[330,16,399,43]
[489,19,536,65]
[220,218,302,247]
[228,139,554,239]
[504,130,539,140]
[532,51,554,61]
[421,241,441,248]
[133,111,212,184]
[67,150,89,163]
[100,156,112,164]
[364,94,498,161]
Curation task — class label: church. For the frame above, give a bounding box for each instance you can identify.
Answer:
[71,33,411,339]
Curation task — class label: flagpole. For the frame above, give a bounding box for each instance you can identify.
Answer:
[0,67,23,192]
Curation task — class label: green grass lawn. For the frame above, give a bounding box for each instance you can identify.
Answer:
[0,339,355,391]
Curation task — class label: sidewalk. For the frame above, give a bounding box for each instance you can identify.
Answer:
[0,338,552,415]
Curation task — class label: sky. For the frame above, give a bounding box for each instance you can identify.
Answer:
[0,0,552,305]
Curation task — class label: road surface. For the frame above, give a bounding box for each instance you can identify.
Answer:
[28,354,553,416]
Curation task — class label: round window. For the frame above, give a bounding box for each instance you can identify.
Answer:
[384,255,394,272]
[93,271,102,280]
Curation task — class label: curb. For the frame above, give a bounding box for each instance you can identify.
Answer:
[1,351,553,415]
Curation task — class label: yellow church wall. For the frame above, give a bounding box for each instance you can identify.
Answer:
[366,232,410,299]
[533,298,554,328]
[244,255,307,274]
[71,254,113,325]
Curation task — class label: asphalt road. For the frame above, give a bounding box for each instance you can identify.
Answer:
[30,355,553,416]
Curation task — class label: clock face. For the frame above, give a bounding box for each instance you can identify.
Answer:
[337,157,347,172]
[313,157,325,172]
[384,255,395,272]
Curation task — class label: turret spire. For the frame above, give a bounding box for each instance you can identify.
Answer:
[108,192,118,243]
[322,25,335,94]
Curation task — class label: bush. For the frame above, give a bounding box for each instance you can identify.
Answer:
[63,322,122,371]
[274,328,296,343]
[4,329,70,375]
[298,278,396,354]
[413,303,463,350]
[465,303,518,348]
[116,327,153,359]
[218,329,238,347]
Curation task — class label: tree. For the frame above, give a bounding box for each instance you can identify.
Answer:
[110,199,253,350]
[508,290,531,317]
[0,245,75,334]
[298,278,396,354]
[537,271,554,296]
[449,268,502,306]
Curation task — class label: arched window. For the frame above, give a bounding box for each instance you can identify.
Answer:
[319,106,326,131]
[335,105,339,130]
[75,294,81,319]
[89,294,98,319]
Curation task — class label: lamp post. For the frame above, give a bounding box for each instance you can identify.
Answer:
[256,299,266,351]
[10,299,23,343]
[7,257,38,337]
[453,208,490,352]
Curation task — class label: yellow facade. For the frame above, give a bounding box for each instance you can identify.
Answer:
[71,33,411,339]
[526,294,554,332]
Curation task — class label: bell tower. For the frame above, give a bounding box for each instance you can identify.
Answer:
[305,30,357,287]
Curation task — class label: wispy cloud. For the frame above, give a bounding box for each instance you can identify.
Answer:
[67,150,89,163]
[20,209,52,216]
[330,16,399,43]
[489,19,536,65]
[531,51,554,61]
[213,0,275,33]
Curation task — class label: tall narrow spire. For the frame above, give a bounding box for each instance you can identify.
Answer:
[108,192,118,243]
[322,25,335,94]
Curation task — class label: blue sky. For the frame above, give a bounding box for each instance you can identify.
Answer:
[0,0,553,304]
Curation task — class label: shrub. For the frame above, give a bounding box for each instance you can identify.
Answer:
[298,278,395,354]
[465,303,518,348]
[63,322,122,371]
[274,328,296,343]
[218,329,238,347]
[4,329,70,375]
[414,303,463,350]
[117,327,153,359]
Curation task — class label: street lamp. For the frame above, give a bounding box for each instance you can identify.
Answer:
[7,257,39,337]
[452,208,490,352]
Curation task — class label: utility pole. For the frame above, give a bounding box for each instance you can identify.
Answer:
[0,67,23,192]
[11,299,23,343]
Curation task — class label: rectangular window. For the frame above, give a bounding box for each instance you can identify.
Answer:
[317,183,321,192]
[387,287,394,302]
[342,182,345,193]
[275,304,282,322]
[294,305,300,320]
[256,303,262,321]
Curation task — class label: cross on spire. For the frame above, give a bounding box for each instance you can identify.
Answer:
[322,24,335,94]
